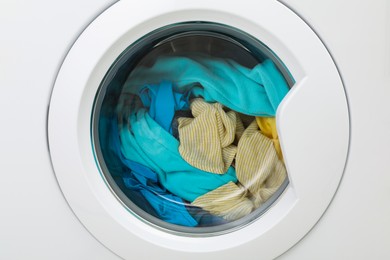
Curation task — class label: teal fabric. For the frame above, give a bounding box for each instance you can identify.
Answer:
[122,55,289,116]
[98,115,159,218]
[108,116,198,227]
[139,80,189,134]
[118,106,237,202]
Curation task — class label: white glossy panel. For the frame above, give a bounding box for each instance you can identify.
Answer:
[0,0,120,259]
[278,0,390,259]
[48,0,349,259]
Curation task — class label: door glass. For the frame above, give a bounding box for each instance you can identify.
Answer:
[92,22,292,235]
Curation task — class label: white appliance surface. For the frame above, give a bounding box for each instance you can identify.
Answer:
[279,1,390,259]
[0,0,389,259]
[0,1,118,259]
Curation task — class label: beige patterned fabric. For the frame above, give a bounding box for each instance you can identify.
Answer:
[192,120,286,221]
[191,182,254,220]
[178,98,244,174]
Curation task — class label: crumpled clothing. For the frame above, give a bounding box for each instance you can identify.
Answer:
[122,54,289,116]
[192,182,254,221]
[118,102,237,202]
[171,110,193,139]
[106,115,198,226]
[192,120,286,221]
[235,120,286,205]
[256,117,283,161]
[185,205,228,227]
[139,81,190,133]
[178,98,244,174]
[98,115,158,218]
[121,164,198,227]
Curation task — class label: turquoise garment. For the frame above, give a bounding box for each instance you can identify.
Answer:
[118,107,237,202]
[121,161,198,227]
[107,116,197,226]
[99,115,158,218]
[139,80,189,133]
[122,55,289,116]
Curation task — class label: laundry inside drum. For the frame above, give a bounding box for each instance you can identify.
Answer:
[92,23,292,235]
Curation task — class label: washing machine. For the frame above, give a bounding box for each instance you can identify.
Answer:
[1,0,389,259]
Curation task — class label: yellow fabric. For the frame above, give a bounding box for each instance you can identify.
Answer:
[256,117,283,161]
[178,98,244,174]
[192,120,286,221]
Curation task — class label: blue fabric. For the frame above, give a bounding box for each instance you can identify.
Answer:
[122,55,289,116]
[108,116,198,226]
[98,115,158,218]
[139,81,190,133]
[118,106,237,202]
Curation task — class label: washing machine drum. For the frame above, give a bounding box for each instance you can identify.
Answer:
[48,1,349,259]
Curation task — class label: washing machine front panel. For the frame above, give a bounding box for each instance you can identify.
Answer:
[48,0,349,259]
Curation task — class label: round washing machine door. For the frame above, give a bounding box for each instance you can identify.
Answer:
[48,0,349,259]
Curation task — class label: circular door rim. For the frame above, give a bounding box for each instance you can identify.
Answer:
[48,0,349,259]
